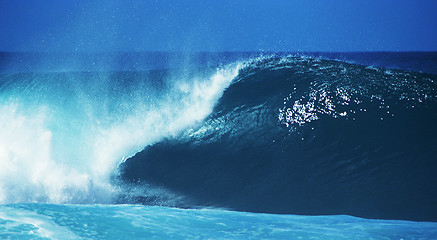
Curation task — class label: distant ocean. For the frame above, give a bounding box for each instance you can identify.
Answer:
[0,52,436,239]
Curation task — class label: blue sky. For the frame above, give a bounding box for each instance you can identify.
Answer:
[1,0,436,52]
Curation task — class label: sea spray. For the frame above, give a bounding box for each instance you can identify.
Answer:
[0,63,242,204]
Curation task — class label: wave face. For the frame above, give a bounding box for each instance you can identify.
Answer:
[119,55,437,221]
[0,62,242,204]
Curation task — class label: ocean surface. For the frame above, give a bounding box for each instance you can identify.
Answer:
[0,52,436,239]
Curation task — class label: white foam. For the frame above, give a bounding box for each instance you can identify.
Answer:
[0,63,242,204]
[0,103,96,203]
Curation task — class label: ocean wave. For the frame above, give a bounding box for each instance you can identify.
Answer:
[1,53,436,221]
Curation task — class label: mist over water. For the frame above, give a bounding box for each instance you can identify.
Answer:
[0,57,242,204]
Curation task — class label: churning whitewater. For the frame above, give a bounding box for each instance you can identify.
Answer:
[0,59,242,204]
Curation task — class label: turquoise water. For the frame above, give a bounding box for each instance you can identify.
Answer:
[1,203,436,239]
